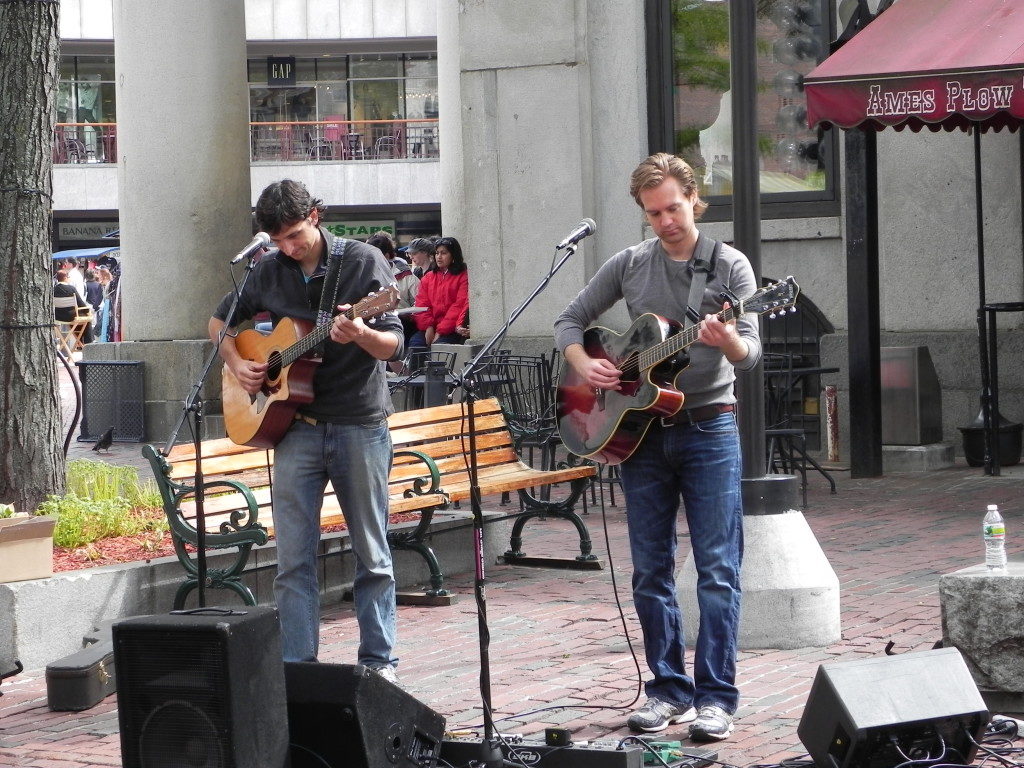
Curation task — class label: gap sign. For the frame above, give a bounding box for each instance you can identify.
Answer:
[267,57,296,86]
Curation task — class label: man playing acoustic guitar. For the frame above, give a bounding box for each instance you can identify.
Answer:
[209,180,405,683]
[554,154,761,741]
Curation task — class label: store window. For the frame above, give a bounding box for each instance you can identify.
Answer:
[247,53,436,125]
[647,0,838,220]
[58,56,117,124]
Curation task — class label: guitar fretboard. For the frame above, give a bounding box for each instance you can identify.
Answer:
[277,305,363,368]
[635,303,741,372]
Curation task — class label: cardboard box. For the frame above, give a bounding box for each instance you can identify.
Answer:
[0,516,56,583]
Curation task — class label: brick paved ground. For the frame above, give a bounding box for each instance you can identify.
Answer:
[1,357,1018,767]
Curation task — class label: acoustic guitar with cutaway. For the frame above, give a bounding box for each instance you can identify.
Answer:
[222,285,399,448]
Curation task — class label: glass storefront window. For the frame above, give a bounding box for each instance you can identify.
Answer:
[247,53,435,127]
[317,56,347,80]
[350,80,402,121]
[316,82,348,121]
[350,54,402,78]
[666,0,833,210]
[58,56,117,124]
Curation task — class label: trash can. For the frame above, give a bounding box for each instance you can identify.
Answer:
[75,361,146,442]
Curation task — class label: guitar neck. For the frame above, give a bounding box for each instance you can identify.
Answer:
[279,307,356,367]
[638,303,741,371]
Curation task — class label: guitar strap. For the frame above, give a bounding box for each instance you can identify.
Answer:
[312,235,350,357]
[684,237,722,328]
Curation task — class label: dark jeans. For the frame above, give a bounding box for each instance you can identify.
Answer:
[619,412,743,713]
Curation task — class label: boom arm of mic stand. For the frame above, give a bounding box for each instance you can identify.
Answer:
[158,255,260,607]
[452,242,579,767]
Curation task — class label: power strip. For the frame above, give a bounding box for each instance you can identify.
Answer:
[440,736,717,768]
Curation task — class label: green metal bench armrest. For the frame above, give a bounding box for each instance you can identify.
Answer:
[395,448,446,499]
[143,444,268,549]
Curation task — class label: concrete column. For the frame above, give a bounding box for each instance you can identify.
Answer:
[113,0,251,342]
[111,0,251,443]
[437,0,646,344]
[679,508,841,649]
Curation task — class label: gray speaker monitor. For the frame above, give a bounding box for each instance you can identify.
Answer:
[798,647,989,768]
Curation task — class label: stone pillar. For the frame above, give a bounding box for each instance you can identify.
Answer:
[111,0,251,442]
[679,507,841,649]
[437,0,646,344]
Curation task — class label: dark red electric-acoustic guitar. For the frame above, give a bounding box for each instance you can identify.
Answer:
[556,277,800,465]
[222,285,399,448]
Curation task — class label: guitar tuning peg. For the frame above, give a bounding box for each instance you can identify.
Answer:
[769,311,777,319]
[789,306,798,314]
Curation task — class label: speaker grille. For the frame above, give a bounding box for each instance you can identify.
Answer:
[117,629,232,767]
[140,701,226,768]
[114,609,288,768]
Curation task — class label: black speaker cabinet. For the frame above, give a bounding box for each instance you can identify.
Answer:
[798,647,989,768]
[113,608,289,768]
[285,662,445,768]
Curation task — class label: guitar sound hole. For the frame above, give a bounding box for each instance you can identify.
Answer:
[266,351,283,383]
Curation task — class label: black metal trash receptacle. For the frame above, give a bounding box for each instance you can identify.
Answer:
[76,361,145,442]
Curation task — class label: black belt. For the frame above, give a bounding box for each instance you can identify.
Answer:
[660,403,735,427]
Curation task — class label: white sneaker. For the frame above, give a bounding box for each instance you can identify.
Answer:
[371,664,400,687]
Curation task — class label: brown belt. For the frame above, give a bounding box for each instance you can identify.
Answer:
[660,403,735,427]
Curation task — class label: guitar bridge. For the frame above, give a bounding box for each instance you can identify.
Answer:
[594,387,605,412]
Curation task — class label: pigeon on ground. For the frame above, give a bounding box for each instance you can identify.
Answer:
[92,425,115,453]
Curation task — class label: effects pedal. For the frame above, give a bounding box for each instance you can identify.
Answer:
[440,735,717,768]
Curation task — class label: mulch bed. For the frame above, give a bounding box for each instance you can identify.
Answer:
[51,513,423,573]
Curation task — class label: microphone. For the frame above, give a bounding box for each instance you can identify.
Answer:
[230,232,272,264]
[556,218,597,250]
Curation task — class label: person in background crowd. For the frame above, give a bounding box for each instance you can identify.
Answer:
[208,179,404,682]
[366,232,420,319]
[554,152,761,742]
[367,232,421,371]
[404,237,436,279]
[53,269,94,344]
[411,236,469,348]
[96,267,113,298]
[64,258,86,301]
[83,269,104,337]
[84,269,103,314]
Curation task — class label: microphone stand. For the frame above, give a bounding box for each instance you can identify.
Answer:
[160,253,260,607]
[454,241,581,767]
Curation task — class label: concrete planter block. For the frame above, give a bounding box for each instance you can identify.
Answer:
[940,561,1024,696]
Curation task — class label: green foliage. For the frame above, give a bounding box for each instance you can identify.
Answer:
[34,460,166,548]
[0,504,15,519]
[671,1,730,91]
[65,459,161,508]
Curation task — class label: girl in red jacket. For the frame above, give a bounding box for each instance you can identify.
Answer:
[411,236,469,347]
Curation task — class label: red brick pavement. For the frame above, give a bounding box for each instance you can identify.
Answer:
[2,457,1020,767]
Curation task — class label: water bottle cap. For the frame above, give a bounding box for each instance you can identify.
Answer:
[988,504,1000,511]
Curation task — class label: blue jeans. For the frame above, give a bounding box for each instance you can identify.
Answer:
[619,412,743,713]
[271,418,397,666]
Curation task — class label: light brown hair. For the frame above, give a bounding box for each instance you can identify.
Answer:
[628,152,708,219]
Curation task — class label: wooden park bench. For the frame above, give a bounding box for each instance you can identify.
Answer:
[144,397,599,608]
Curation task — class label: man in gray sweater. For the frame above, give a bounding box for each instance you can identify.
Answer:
[554,153,761,741]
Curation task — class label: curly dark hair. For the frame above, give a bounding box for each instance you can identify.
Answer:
[254,179,327,234]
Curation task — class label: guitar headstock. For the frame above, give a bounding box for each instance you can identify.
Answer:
[351,284,400,320]
[740,276,800,318]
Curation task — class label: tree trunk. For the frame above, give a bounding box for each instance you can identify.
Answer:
[0,0,65,512]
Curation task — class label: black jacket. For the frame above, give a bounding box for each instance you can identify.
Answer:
[213,228,404,424]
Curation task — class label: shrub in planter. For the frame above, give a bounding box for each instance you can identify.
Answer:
[35,460,167,549]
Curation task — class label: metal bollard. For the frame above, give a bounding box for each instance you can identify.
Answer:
[825,384,839,464]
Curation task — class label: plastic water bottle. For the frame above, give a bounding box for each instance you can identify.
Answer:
[984,504,1007,571]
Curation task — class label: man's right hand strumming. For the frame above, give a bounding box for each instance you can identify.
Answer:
[228,358,269,395]
[565,343,623,391]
